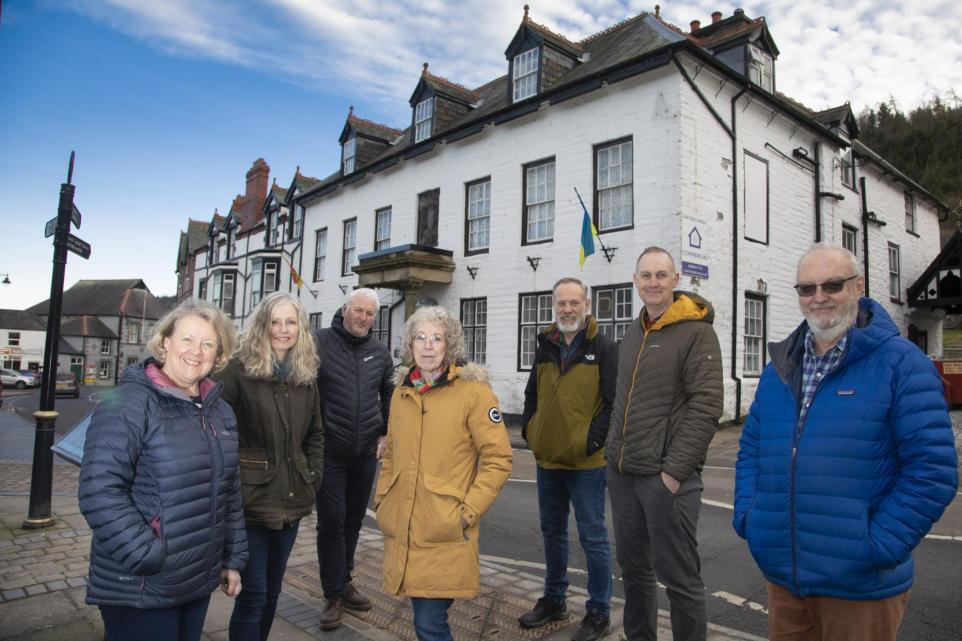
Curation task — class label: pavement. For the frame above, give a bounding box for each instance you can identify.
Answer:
[0,406,764,641]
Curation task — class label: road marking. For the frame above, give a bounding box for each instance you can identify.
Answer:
[712,591,768,614]
[508,478,537,484]
[702,498,735,509]
[703,465,735,470]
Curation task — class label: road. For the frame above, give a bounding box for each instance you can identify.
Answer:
[5,385,960,639]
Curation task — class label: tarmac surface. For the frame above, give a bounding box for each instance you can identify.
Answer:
[0,407,763,641]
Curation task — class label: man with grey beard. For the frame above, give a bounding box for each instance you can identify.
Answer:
[520,277,617,641]
[734,244,958,641]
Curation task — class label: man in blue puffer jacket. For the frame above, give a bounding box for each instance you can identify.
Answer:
[734,244,958,641]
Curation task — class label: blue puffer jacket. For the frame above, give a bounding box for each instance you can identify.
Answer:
[79,360,248,608]
[734,299,958,599]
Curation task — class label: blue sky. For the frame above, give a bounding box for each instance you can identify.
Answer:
[1,0,960,310]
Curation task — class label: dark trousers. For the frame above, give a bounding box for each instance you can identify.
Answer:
[229,521,300,641]
[607,467,706,641]
[100,594,211,641]
[316,453,377,598]
[411,598,454,641]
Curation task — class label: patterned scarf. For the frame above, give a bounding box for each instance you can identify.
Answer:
[409,366,444,394]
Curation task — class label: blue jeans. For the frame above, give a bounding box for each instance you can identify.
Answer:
[229,522,300,641]
[316,453,378,598]
[536,465,612,614]
[100,594,210,641]
[411,598,454,641]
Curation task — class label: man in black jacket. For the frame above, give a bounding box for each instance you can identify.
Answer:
[314,288,395,629]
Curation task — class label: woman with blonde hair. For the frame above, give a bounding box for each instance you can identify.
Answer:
[79,300,246,641]
[215,291,324,641]
[375,305,512,641]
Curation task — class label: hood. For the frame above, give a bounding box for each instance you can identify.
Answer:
[646,291,714,331]
[394,361,490,387]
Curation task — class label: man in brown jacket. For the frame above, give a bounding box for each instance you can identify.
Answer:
[606,247,723,641]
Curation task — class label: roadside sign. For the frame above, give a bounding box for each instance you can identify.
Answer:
[65,233,91,260]
[44,217,57,238]
[71,204,82,229]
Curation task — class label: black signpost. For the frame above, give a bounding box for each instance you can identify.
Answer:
[23,152,91,529]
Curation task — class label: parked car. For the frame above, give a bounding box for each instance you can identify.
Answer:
[17,370,40,387]
[55,372,80,398]
[0,383,4,407]
[1,368,37,389]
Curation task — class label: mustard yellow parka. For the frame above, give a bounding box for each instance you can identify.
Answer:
[374,362,512,598]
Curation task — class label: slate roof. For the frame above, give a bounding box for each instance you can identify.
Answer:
[59,315,117,339]
[349,113,404,141]
[421,70,481,105]
[58,337,83,355]
[0,309,46,331]
[853,140,947,210]
[28,280,168,320]
[269,184,289,204]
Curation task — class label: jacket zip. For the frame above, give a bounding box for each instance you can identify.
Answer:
[239,457,269,470]
[201,406,218,587]
[354,347,362,458]
[618,328,650,473]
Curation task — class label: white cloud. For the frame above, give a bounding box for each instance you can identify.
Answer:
[60,0,962,119]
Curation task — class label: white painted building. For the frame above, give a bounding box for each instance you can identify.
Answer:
[190,8,947,420]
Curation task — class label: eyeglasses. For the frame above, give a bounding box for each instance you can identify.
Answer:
[793,274,859,297]
[413,333,445,345]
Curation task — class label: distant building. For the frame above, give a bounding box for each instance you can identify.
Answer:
[0,309,46,371]
[27,279,170,384]
[182,7,948,419]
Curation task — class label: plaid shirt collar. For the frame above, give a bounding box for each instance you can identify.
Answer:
[798,328,848,426]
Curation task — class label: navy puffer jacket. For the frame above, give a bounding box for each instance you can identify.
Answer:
[734,299,958,599]
[315,309,395,459]
[79,360,248,608]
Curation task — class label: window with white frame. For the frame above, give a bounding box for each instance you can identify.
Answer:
[373,306,390,348]
[414,98,434,143]
[291,205,304,240]
[126,356,138,368]
[126,320,141,344]
[98,359,112,380]
[596,139,633,231]
[100,339,111,355]
[519,292,553,370]
[213,272,235,315]
[461,298,487,364]
[904,192,916,233]
[375,207,392,251]
[342,218,357,277]
[744,294,766,376]
[513,48,539,102]
[841,149,856,190]
[466,179,491,253]
[888,243,901,300]
[7,332,20,346]
[524,160,555,243]
[309,312,323,332]
[250,259,278,307]
[748,44,773,92]
[593,284,633,342]
[314,228,327,281]
[343,136,356,174]
[842,224,858,256]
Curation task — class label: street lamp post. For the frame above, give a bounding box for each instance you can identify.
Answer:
[23,152,89,530]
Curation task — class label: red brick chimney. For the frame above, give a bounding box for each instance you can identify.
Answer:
[690,19,701,31]
[712,11,723,23]
[244,158,270,228]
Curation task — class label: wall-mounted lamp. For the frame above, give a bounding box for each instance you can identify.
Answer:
[0,273,10,285]
[792,147,809,159]
[466,266,479,280]
[866,211,887,227]
[526,256,541,271]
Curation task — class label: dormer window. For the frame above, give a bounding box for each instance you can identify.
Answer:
[342,136,356,174]
[414,97,434,143]
[513,48,539,101]
[748,44,773,92]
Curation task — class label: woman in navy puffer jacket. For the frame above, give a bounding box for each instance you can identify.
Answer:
[79,300,248,641]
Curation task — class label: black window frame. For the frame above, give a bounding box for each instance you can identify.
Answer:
[374,206,392,251]
[888,242,902,302]
[522,156,556,246]
[309,312,324,332]
[743,149,770,245]
[7,331,20,347]
[842,223,858,256]
[464,177,491,256]
[460,297,488,364]
[416,189,440,248]
[591,283,633,342]
[743,292,767,377]
[372,305,391,348]
[342,218,357,277]
[593,136,634,234]
[313,227,328,282]
[517,290,553,371]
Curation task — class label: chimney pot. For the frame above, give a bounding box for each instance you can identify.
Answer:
[690,19,701,31]
[712,11,722,23]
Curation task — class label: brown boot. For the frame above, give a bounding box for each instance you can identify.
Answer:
[319,597,343,630]
[343,582,372,612]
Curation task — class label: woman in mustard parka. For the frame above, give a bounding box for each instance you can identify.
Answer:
[375,305,512,641]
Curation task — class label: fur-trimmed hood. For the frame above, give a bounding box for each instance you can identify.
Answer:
[393,361,489,387]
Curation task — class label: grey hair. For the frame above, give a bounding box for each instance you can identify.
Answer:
[147,299,237,372]
[344,287,379,308]
[635,246,675,273]
[553,277,589,299]
[798,243,862,278]
[400,305,465,367]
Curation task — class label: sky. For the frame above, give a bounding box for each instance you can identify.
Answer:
[1,0,960,310]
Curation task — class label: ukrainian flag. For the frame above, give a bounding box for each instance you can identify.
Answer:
[577,190,597,269]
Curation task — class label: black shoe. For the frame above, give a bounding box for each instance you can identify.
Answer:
[342,582,372,611]
[319,597,343,630]
[571,609,611,641]
[519,597,568,628]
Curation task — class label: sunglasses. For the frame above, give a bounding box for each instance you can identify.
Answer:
[793,274,859,297]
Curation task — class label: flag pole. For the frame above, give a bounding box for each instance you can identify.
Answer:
[573,187,610,254]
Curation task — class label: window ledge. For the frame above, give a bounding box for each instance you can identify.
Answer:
[906,230,920,238]
[890,298,905,306]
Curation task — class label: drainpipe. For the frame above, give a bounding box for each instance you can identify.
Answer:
[860,176,871,296]
[730,86,749,422]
